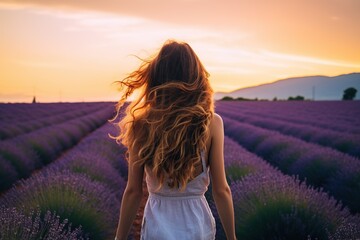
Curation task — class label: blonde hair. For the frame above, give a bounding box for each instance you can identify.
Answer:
[109,40,214,190]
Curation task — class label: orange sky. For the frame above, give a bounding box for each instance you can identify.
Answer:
[0,0,359,102]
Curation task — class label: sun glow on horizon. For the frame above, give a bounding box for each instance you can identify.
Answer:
[0,1,359,103]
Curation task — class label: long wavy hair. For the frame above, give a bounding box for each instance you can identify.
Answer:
[109,40,214,191]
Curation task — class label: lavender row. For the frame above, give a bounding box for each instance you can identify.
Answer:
[217,101,360,134]
[217,100,360,126]
[0,102,106,123]
[0,102,80,123]
[0,122,128,240]
[0,102,110,140]
[0,105,115,192]
[221,116,360,214]
[217,106,360,159]
[206,137,359,240]
[216,101,360,134]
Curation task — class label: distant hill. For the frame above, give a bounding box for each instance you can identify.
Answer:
[214,72,360,100]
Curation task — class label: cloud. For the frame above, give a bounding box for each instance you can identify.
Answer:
[259,50,360,68]
[207,66,254,75]
[192,43,314,70]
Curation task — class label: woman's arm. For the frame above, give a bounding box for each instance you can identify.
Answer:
[209,113,237,240]
[115,146,144,240]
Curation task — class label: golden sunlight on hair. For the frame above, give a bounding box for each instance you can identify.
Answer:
[109,39,214,191]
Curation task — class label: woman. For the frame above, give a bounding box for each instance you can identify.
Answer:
[112,40,236,240]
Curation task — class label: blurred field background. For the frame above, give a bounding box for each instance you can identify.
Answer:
[0,100,359,240]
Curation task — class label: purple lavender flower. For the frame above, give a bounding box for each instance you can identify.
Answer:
[51,151,126,198]
[224,136,279,182]
[221,115,360,213]
[0,104,116,193]
[230,172,358,240]
[0,205,87,240]
[0,140,39,178]
[0,155,19,191]
[217,102,360,158]
[0,171,120,239]
[326,162,360,213]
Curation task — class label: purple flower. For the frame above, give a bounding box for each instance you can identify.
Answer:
[0,205,87,240]
[230,172,358,239]
[0,170,120,239]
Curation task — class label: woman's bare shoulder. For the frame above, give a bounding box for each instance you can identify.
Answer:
[210,112,224,129]
[208,113,224,143]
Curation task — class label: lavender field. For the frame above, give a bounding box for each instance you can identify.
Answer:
[0,101,360,240]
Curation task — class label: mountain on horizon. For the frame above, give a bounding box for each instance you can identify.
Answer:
[214,72,360,100]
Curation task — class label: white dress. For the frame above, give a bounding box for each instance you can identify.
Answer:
[141,151,216,240]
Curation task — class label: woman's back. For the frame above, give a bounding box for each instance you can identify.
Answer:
[141,116,217,240]
[144,150,210,197]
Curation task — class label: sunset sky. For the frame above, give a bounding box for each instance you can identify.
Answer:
[1,0,359,102]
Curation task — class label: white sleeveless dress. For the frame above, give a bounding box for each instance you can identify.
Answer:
[141,151,216,240]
